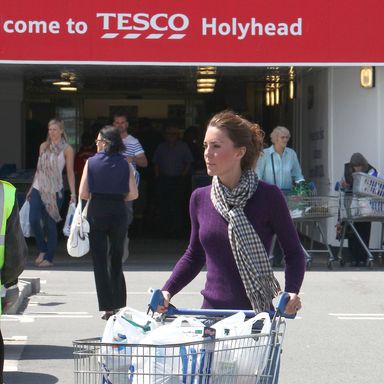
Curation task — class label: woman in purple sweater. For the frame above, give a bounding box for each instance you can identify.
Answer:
[160,111,305,315]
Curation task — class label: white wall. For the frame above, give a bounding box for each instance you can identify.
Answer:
[329,67,383,247]
[300,68,330,195]
[330,67,382,184]
[299,67,384,248]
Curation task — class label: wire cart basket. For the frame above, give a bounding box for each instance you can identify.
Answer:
[73,292,292,384]
[285,195,339,269]
[337,194,384,268]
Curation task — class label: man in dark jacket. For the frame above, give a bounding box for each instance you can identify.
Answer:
[0,180,28,383]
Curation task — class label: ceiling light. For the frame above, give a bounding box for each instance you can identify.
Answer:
[196,78,216,85]
[197,87,214,93]
[53,81,71,86]
[60,86,78,92]
[197,66,217,76]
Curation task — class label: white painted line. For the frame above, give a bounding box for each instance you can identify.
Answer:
[329,313,384,316]
[26,311,89,315]
[329,313,384,320]
[337,317,384,320]
[24,315,93,319]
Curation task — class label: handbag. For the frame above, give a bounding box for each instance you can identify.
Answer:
[67,199,90,257]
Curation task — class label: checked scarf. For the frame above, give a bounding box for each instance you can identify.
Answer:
[211,169,281,313]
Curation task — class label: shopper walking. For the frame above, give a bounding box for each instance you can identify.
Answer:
[79,125,138,320]
[27,118,76,267]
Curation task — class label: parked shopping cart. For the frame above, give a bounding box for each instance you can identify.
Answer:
[285,195,339,269]
[73,291,293,384]
[334,172,384,268]
[337,194,384,268]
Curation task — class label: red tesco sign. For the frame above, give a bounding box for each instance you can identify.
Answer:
[0,0,383,64]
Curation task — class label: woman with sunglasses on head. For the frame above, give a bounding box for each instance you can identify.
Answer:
[157,112,305,383]
[158,111,305,313]
[26,118,76,267]
[79,126,138,320]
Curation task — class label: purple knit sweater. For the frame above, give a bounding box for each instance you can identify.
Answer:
[163,181,305,310]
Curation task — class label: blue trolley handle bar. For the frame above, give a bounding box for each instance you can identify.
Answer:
[148,289,296,319]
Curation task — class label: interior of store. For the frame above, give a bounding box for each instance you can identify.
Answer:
[9,64,302,238]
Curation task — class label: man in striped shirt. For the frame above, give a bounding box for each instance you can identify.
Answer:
[113,112,148,259]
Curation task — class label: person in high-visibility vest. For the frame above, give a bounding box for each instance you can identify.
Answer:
[0,180,27,383]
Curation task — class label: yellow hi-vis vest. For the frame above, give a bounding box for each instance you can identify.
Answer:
[0,180,16,282]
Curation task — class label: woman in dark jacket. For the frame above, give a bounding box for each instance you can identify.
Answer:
[341,152,379,266]
[79,125,138,319]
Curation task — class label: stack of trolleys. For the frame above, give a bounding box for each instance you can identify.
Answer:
[337,172,384,268]
[285,192,339,270]
[73,290,295,384]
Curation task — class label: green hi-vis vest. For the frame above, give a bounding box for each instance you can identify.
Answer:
[0,180,16,281]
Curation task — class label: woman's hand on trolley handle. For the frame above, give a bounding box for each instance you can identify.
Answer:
[156,290,171,313]
[283,292,302,315]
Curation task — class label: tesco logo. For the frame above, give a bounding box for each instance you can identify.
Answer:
[96,13,189,40]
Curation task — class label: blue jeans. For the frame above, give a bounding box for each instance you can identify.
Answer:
[29,188,64,262]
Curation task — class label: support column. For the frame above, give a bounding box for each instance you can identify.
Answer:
[0,76,24,167]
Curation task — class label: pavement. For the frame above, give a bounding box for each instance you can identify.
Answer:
[8,234,382,316]
[3,235,384,384]
[7,235,189,314]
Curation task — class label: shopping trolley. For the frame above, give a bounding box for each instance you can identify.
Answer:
[73,291,294,384]
[285,195,339,269]
[335,172,384,268]
[336,194,384,268]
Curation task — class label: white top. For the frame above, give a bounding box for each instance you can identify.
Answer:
[121,134,144,158]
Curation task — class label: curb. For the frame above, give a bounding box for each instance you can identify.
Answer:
[4,277,40,315]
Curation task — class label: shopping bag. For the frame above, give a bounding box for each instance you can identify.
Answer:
[210,312,272,384]
[19,200,32,237]
[100,307,158,384]
[67,200,90,257]
[62,202,76,237]
[139,316,205,384]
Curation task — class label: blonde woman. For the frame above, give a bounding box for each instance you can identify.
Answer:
[26,118,76,267]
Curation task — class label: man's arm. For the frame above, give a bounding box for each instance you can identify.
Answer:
[131,153,148,168]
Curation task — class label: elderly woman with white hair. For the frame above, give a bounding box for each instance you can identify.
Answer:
[255,126,304,191]
[255,126,304,267]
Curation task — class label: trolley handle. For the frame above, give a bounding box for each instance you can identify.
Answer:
[148,289,296,319]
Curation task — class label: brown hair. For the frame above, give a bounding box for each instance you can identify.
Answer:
[207,110,264,170]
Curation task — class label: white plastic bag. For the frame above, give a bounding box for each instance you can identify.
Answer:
[210,312,272,384]
[62,202,76,237]
[100,307,158,384]
[139,316,205,384]
[67,200,90,257]
[19,200,32,237]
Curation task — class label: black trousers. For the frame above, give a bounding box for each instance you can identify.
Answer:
[88,198,128,311]
[348,221,371,264]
